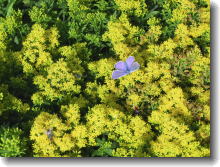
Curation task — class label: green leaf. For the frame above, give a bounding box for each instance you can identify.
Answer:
[14,36,19,45]
[145,11,159,19]
[0,150,13,154]
[6,0,17,17]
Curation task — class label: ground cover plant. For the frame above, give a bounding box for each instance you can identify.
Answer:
[0,0,210,157]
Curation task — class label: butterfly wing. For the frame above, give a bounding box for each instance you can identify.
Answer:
[112,70,129,79]
[126,56,135,69]
[115,61,127,71]
[112,56,139,79]
[129,62,140,72]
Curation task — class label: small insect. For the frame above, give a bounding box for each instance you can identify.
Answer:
[45,128,53,140]
[133,106,140,115]
[112,56,140,79]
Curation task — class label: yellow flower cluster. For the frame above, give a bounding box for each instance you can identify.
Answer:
[103,13,142,59]
[86,105,152,157]
[30,104,87,157]
[149,111,209,157]
[32,59,81,105]
[20,24,54,74]
[114,0,147,16]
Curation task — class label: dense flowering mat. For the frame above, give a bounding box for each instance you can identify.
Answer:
[0,0,210,157]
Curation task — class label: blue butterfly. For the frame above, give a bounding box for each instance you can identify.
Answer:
[112,56,140,79]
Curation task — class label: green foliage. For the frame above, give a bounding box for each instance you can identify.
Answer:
[91,138,114,157]
[29,6,51,25]
[0,0,17,17]
[0,126,27,157]
[0,9,23,51]
[67,0,110,51]
[0,0,210,157]
[0,84,30,116]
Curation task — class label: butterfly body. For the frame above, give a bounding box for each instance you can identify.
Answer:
[112,56,140,79]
